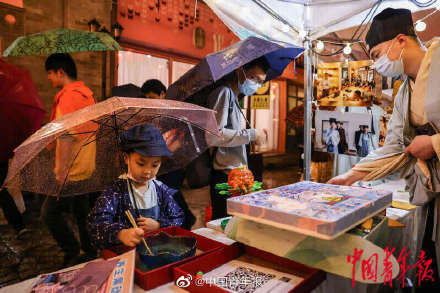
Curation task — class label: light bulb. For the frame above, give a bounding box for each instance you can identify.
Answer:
[343,43,352,55]
[281,24,289,33]
[415,21,426,32]
[316,40,324,52]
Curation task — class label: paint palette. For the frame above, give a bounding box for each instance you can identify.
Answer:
[227,181,392,240]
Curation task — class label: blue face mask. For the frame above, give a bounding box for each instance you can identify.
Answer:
[238,68,262,96]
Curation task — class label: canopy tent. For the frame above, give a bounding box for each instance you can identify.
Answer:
[205,0,439,46]
[205,0,439,179]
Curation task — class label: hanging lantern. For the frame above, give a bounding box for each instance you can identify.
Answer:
[88,18,101,32]
[111,22,124,40]
[4,14,16,26]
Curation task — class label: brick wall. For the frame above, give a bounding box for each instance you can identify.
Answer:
[1,0,113,122]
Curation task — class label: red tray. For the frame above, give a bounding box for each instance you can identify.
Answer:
[101,226,226,290]
[173,243,326,293]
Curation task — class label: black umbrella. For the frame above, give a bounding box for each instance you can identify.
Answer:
[111,83,143,98]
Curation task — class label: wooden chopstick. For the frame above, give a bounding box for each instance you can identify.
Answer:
[125,210,153,255]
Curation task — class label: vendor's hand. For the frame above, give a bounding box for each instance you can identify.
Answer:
[118,228,144,247]
[255,129,268,146]
[137,217,160,232]
[405,135,435,160]
[327,170,368,186]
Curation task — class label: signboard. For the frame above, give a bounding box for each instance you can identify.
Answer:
[251,82,270,109]
[251,95,270,109]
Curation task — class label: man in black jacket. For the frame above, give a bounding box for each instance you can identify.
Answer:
[354,125,363,156]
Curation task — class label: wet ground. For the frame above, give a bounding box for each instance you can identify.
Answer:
[0,154,299,288]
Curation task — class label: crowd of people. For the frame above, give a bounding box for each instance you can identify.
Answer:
[0,52,269,268]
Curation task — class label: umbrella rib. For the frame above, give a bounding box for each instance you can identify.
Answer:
[116,109,144,129]
[91,119,116,130]
[80,128,118,147]
[62,130,99,136]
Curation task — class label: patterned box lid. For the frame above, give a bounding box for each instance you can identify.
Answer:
[227,181,392,240]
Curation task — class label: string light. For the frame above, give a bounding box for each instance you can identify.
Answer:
[316,40,325,52]
[343,43,352,55]
[415,20,427,32]
[414,8,439,32]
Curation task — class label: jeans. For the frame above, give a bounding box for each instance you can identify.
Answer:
[41,194,96,258]
[0,162,25,233]
[209,169,229,220]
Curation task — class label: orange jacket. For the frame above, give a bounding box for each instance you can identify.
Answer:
[50,81,95,121]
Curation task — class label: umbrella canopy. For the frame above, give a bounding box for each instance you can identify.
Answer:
[111,83,143,98]
[204,0,438,46]
[4,97,219,196]
[166,36,304,102]
[0,59,46,163]
[3,28,122,57]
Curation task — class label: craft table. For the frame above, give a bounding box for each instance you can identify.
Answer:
[0,179,416,293]
[312,179,420,293]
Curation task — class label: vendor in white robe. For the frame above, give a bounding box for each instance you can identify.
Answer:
[328,8,440,288]
[324,118,340,154]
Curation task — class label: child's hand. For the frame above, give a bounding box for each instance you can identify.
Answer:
[117,228,144,247]
[137,217,160,232]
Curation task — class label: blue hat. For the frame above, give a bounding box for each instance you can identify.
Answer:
[121,124,173,157]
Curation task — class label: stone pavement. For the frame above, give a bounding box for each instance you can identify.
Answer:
[0,163,299,288]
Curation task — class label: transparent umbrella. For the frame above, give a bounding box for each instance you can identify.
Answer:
[4,97,219,197]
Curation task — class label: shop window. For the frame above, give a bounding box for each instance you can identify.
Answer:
[172,61,194,83]
[250,82,280,153]
[118,51,169,87]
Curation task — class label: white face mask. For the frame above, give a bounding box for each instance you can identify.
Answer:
[373,39,404,77]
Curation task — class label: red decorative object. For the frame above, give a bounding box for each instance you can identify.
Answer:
[227,166,255,193]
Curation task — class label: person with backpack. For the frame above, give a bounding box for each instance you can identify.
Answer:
[141,78,196,230]
[206,57,269,220]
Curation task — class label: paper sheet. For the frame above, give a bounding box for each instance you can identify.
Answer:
[203,260,303,293]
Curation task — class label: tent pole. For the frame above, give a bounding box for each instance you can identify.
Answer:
[303,37,312,181]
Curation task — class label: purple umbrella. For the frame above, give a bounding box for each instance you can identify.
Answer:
[166,36,304,102]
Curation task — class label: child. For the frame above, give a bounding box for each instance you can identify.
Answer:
[87,124,184,249]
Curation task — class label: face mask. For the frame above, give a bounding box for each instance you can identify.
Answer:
[238,68,262,96]
[373,39,404,77]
